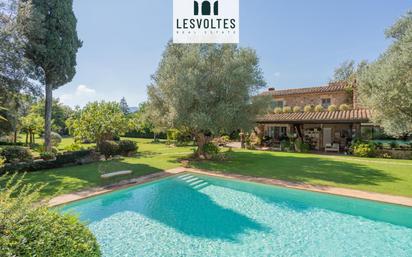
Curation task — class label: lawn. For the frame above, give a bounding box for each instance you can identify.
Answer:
[192,149,412,197]
[1,138,412,199]
[1,138,194,199]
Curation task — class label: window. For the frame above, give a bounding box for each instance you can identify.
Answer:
[270,100,284,109]
[321,98,331,108]
[265,126,287,139]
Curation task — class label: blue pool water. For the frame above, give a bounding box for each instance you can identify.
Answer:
[61,173,412,257]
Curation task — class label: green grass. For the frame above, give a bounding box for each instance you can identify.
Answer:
[1,137,412,199]
[192,149,412,197]
[1,138,194,199]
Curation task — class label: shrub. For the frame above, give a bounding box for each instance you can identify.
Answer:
[280,140,291,151]
[99,140,119,160]
[295,141,310,153]
[0,150,96,174]
[283,106,292,113]
[327,104,338,112]
[64,143,85,152]
[212,135,230,146]
[314,104,324,112]
[274,107,282,114]
[0,175,101,257]
[55,150,96,166]
[118,140,138,156]
[0,141,25,146]
[353,143,376,157]
[293,106,301,113]
[389,141,399,149]
[380,152,392,159]
[199,143,221,159]
[0,156,4,168]
[304,105,313,112]
[167,129,192,145]
[50,132,62,147]
[40,152,56,161]
[221,135,230,143]
[167,129,178,141]
[0,146,33,163]
[373,142,382,150]
[339,104,350,111]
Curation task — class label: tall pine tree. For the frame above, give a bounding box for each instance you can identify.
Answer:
[19,0,82,150]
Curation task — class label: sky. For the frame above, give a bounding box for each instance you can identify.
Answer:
[55,0,412,108]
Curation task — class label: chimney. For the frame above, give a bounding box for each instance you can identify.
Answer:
[268,87,275,91]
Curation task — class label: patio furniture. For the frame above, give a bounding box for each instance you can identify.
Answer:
[325,143,340,153]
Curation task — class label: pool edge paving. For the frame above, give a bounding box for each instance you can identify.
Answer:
[48,167,412,207]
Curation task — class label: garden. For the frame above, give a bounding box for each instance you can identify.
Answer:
[1,0,411,256]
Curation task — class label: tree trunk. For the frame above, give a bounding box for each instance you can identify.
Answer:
[44,83,53,151]
[13,129,17,143]
[25,132,28,145]
[194,132,209,159]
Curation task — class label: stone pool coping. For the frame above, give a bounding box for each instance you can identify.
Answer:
[48,167,412,207]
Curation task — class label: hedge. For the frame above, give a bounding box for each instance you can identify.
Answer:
[0,150,95,174]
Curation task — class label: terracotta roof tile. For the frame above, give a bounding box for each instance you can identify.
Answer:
[262,83,349,97]
[257,109,371,123]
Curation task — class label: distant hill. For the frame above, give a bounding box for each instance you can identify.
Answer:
[128,107,138,113]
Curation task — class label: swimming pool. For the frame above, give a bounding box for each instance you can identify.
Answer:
[61,173,412,257]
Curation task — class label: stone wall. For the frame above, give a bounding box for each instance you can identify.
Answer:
[273,91,352,108]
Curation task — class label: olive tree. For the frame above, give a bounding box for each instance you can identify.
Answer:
[19,0,82,151]
[147,43,268,158]
[357,11,412,137]
[66,101,127,149]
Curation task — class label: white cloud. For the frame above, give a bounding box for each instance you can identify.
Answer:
[76,84,96,95]
[57,84,97,107]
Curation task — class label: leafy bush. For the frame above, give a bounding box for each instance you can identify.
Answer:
[353,143,376,157]
[293,106,301,113]
[55,150,97,166]
[64,142,85,152]
[380,152,392,159]
[0,141,25,146]
[339,104,350,111]
[304,105,313,112]
[40,151,56,161]
[99,140,119,160]
[167,129,192,145]
[283,106,292,113]
[221,135,230,143]
[314,104,324,112]
[389,141,399,149]
[295,141,310,153]
[0,150,96,174]
[0,156,4,168]
[212,135,230,146]
[375,142,384,150]
[0,175,101,256]
[118,140,138,156]
[327,104,338,112]
[203,143,220,155]
[0,146,33,163]
[50,132,62,147]
[281,140,291,151]
[274,107,282,114]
